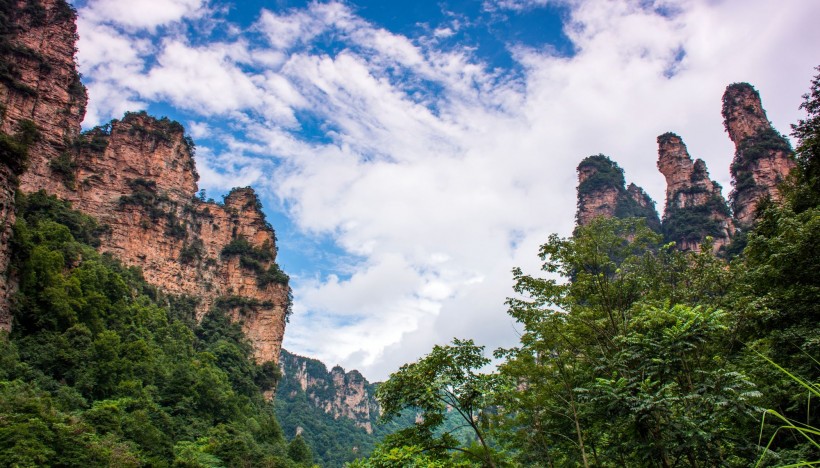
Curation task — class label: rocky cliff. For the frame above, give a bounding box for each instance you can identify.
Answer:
[656,132,734,252]
[576,154,661,231]
[0,0,288,365]
[278,349,378,433]
[722,83,796,227]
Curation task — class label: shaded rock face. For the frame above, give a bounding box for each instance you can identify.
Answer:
[0,120,32,330]
[722,83,796,226]
[0,161,14,330]
[656,132,734,252]
[0,0,85,329]
[0,0,288,365]
[279,350,378,433]
[576,154,661,231]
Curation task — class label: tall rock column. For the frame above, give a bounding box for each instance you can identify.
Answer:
[576,154,661,231]
[656,132,733,252]
[722,83,796,226]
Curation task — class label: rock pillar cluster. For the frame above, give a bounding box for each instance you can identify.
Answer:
[575,83,796,253]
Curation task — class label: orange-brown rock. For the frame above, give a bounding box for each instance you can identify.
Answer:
[576,154,661,231]
[326,367,375,433]
[279,349,378,433]
[656,132,734,252]
[0,120,32,330]
[0,0,288,365]
[0,0,85,329]
[722,83,796,226]
[0,160,14,331]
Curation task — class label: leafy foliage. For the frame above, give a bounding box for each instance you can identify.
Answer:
[577,154,661,231]
[662,188,731,246]
[49,152,77,188]
[730,128,794,217]
[789,65,820,212]
[118,178,170,220]
[0,119,40,177]
[222,237,289,287]
[0,192,305,467]
[376,339,508,467]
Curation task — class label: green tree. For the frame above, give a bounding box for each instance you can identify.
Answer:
[376,338,505,467]
[729,66,820,462]
[0,191,302,467]
[288,434,314,466]
[497,217,758,466]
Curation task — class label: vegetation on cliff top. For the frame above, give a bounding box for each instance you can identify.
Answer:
[0,191,311,467]
[356,68,820,468]
[576,154,662,231]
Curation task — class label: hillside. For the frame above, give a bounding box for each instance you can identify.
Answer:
[0,0,289,366]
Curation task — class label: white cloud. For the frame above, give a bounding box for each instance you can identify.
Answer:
[82,0,208,30]
[75,0,820,380]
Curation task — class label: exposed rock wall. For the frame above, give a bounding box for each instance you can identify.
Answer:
[279,349,378,433]
[576,154,661,231]
[0,160,14,331]
[0,120,31,330]
[722,83,796,226]
[656,132,733,252]
[0,0,82,330]
[0,0,288,364]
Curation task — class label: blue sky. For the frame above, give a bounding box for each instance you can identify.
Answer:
[71,0,820,380]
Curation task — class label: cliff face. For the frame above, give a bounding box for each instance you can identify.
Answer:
[576,154,661,231]
[0,0,83,329]
[279,349,378,433]
[0,120,33,329]
[722,83,796,227]
[657,132,734,252]
[0,0,288,365]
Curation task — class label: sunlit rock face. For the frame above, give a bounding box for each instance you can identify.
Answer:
[656,132,733,252]
[279,350,379,434]
[0,0,288,365]
[575,154,660,231]
[722,83,796,227]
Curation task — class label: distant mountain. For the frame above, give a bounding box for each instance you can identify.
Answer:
[275,349,415,467]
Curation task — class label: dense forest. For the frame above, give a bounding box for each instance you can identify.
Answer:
[0,191,312,467]
[1,69,817,466]
[0,0,817,461]
[350,69,820,467]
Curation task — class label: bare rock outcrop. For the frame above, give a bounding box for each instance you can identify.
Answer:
[279,350,378,433]
[722,83,796,226]
[576,154,661,231]
[0,0,288,364]
[656,132,734,252]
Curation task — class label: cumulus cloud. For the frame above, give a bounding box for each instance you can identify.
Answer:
[81,0,208,30]
[75,0,820,380]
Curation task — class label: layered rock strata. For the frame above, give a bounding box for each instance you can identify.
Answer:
[0,0,288,364]
[722,83,796,226]
[279,349,378,433]
[576,154,661,231]
[656,132,734,252]
[0,0,85,328]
